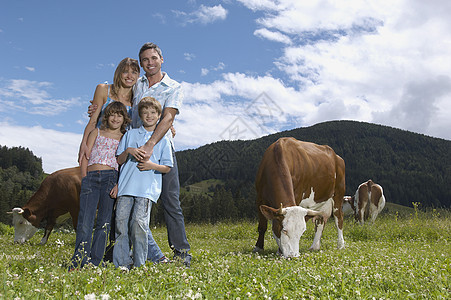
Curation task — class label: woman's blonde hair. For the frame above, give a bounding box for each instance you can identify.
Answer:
[100,101,131,134]
[110,57,139,102]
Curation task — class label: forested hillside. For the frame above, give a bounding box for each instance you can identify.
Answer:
[0,146,44,224]
[176,120,450,223]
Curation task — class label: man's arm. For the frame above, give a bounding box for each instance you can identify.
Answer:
[139,107,177,160]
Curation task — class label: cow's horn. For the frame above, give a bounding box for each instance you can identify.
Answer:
[11,207,24,214]
[278,203,283,215]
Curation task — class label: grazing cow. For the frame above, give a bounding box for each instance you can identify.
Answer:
[8,167,81,244]
[345,179,385,224]
[254,137,346,258]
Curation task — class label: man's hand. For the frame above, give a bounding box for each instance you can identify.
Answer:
[128,148,147,161]
[138,143,154,161]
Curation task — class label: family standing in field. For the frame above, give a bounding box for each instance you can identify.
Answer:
[69,42,191,271]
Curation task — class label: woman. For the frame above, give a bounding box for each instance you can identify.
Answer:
[78,57,139,164]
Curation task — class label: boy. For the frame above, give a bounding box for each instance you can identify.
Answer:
[113,97,173,269]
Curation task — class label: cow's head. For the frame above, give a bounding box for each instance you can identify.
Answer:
[260,204,323,258]
[342,196,355,216]
[7,207,38,243]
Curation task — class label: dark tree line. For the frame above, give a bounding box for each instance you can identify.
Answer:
[0,146,44,225]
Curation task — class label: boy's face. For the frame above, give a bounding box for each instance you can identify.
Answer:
[140,107,160,128]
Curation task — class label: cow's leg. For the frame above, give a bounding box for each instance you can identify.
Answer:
[310,217,325,251]
[369,204,378,223]
[357,200,366,225]
[40,225,54,245]
[254,211,267,252]
[333,199,345,249]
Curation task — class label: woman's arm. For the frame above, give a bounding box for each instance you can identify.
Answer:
[80,129,97,178]
[78,84,108,164]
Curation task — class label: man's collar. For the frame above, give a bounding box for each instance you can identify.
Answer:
[140,72,169,85]
[140,72,176,88]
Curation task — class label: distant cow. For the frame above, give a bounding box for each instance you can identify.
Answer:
[344,179,385,224]
[8,167,81,244]
[254,137,346,258]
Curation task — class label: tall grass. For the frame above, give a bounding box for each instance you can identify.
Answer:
[1,209,449,299]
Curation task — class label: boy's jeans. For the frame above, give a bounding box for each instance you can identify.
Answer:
[114,195,163,268]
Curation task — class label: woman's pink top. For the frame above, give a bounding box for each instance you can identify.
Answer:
[88,129,120,171]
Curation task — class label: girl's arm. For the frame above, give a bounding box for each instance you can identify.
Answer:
[78,84,108,164]
[80,129,97,178]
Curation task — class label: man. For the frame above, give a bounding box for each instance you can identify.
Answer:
[133,42,191,267]
[88,42,191,267]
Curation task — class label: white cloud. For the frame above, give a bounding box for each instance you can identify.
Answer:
[200,62,226,76]
[25,66,35,72]
[0,122,81,174]
[0,79,79,116]
[174,5,228,25]
[254,28,292,44]
[184,52,196,61]
[226,0,451,141]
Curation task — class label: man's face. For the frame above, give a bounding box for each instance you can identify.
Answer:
[140,49,163,77]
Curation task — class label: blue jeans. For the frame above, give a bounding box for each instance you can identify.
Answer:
[114,196,163,268]
[70,170,117,268]
[155,150,190,254]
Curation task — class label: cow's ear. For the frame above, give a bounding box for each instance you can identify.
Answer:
[22,208,31,219]
[260,205,283,220]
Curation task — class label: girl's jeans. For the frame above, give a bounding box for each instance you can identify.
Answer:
[70,169,117,268]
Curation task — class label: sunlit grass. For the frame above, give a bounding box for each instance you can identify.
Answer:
[1,209,450,299]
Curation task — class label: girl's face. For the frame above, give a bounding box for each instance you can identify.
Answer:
[107,113,124,130]
[121,67,139,88]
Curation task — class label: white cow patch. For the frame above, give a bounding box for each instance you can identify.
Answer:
[279,206,310,258]
[10,208,38,243]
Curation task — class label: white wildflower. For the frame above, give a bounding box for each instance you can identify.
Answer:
[84,293,96,300]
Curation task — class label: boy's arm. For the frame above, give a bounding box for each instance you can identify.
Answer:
[137,137,173,173]
[117,147,148,165]
[137,161,171,173]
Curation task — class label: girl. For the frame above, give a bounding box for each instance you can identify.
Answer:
[78,57,139,164]
[70,101,130,269]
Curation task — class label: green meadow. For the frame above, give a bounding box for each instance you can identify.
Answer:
[1,207,449,299]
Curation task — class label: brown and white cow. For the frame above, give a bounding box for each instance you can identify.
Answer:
[344,179,385,224]
[254,137,346,258]
[8,167,81,244]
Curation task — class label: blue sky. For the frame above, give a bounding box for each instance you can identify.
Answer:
[1,0,450,173]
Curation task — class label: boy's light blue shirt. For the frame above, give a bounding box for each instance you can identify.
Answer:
[132,72,183,149]
[116,126,173,202]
